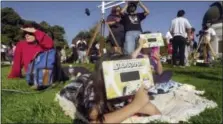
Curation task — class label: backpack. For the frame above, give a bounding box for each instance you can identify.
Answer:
[58,73,94,123]
[26,49,56,89]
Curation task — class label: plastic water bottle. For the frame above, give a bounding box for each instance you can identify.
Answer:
[68,65,75,80]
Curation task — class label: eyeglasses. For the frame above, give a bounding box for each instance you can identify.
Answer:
[24,31,34,36]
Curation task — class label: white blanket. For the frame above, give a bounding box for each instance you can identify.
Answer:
[122,84,217,123]
[55,83,217,123]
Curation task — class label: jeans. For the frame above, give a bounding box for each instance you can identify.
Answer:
[172,36,187,66]
[77,50,86,63]
[124,31,141,55]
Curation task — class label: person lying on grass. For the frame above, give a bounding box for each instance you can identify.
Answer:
[58,54,161,123]
[8,23,54,78]
[132,38,172,84]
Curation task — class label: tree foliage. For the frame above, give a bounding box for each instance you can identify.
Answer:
[72,23,106,45]
[1,7,68,47]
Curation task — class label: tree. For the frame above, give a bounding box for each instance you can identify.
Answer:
[40,21,50,31]
[1,7,22,25]
[1,7,68,47]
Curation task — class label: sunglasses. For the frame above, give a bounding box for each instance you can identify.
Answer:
[23,31,34,36]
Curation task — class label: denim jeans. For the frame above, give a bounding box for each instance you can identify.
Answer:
[124,31,141,55]
[77,50,87,63]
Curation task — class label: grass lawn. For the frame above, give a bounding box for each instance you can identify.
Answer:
[1,63,222,123]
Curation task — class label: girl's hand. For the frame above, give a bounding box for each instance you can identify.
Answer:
[132,84,149,110]
[153,51,161,61]
[21,27,36,33]
[138,38,147,47]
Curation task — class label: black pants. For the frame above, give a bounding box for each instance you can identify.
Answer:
[172,36,186,66]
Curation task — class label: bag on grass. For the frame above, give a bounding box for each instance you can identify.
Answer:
[26,49,56,89]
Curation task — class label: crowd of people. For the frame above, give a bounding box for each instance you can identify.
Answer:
[4,1,219,123]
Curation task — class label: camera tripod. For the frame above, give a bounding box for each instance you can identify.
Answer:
[86,19,123,56]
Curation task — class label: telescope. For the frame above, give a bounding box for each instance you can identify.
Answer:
[85,0,126,17]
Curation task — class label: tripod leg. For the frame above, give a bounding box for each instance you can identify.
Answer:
[207,42,216,59]
[106,23,123,54]
[86,22,101,56]
[99,21,106,56]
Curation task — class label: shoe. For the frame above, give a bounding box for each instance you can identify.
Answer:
[173,65,177,68]
[185,63,190,67]
[179,66,186,68]
[30,85,38,90]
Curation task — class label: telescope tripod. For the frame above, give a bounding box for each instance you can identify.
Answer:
[86,19,123,56]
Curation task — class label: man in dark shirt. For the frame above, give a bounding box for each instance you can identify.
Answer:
[121,1,150,55]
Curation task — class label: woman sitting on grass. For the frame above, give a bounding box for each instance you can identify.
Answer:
[8,23,54,78]
[132,38,172,84]
[58,54,161,123]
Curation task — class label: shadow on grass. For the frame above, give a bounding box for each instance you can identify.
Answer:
[1,64,11,68]
[173,70,222,82]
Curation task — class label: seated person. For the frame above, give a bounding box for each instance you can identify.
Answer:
[8,23,54,78]
[89,41,100,63]
[59,54,161,123]
[132,38,172,84]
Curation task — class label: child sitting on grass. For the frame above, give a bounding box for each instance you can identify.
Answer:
[132,38,172,84]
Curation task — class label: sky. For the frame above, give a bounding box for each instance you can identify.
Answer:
[1,1,213,45]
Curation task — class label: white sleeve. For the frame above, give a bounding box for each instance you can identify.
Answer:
[83,40,87,44]
[95,44,100,49]
[184,19,192,29]
[165,32,172,39]
[169,20,174,33]
[210,28,216,36]
[76,40,81,45]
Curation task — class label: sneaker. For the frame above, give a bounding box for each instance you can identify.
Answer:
[30,85,38,90]
[185,63,190,67]
[179,66,186,68]
[173,65,177,68]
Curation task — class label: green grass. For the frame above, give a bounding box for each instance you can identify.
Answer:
[1,63,222,123]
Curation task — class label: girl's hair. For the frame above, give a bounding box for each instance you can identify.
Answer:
[92,53,131,122]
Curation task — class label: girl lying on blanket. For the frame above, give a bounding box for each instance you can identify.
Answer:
[56,54,161,123]
[132,38,173,84]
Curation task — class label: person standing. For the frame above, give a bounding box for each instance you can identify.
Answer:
[76,37,88,63]
[170,10,192,67]
[107,5,125,53]
[121,1,149,55]
[185,27,196,66]
[201,23,217,63]
[165,31,173,62]
[7,42,16,64]
[1,44,7,61]
[60,46,67,63]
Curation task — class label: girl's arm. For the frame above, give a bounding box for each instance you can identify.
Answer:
[152,51,163,75]
[131,38,147,59]
[91,85,149,123]
[156,59,163,75]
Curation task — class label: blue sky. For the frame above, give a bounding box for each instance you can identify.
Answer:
[2,1,213,45]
